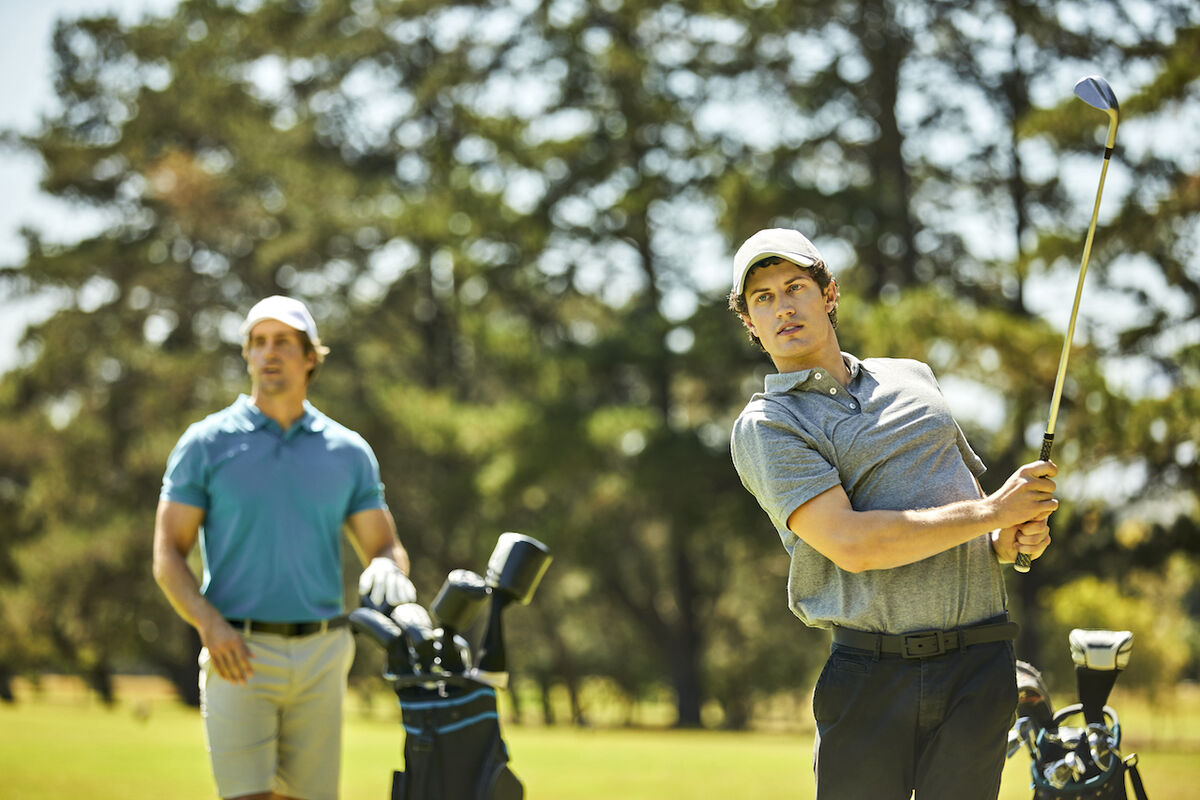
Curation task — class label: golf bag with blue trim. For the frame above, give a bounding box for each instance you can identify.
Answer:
[1008,631,1149,800]
[391,685,522,800]
[351,533,552,800]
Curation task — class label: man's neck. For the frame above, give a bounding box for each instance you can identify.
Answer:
[249,390,307,430]
[772,349,851,386]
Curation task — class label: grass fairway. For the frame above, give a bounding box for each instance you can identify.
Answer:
[3,684,1198,799]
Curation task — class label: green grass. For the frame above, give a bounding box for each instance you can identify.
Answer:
[3,683,1198,799]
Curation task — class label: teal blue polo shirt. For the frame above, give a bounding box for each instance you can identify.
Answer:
[161,395,387,621]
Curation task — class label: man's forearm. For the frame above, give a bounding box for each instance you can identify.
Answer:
[153,548,222,633]
[824,498,998,573]
[787,461,1057,573]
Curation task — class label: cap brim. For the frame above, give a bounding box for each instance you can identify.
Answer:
[736,249,819,295]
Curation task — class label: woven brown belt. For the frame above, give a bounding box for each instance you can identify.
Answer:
[226,617,348,637]
[832,620,1019,659]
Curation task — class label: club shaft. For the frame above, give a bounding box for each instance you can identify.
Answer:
[1016,121,1116,574]
[1043,151,1113,439]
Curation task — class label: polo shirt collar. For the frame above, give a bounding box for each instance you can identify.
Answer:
[231,394,327,434]
[763,352,864,393]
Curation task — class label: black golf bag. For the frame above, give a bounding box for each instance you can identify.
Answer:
[390,684,522,800]
[351,532,552,800]
[1008,631,1149,800]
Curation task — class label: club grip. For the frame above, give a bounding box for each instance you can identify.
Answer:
[1015,434,1057,574]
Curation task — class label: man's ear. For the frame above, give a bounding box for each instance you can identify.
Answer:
[825,278,838,310]
[740,314,758,337]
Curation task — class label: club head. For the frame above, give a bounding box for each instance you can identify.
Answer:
[431,569,489,632]
[391,602,438,671]
[1074,75,1119,113]
[1070,629,1133,671]
[1016,660,1054,732]
[1074,75,1119,148]
[485,532,553,605]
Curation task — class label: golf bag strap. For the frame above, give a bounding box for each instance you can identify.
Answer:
[1125,754,1148,800]
[833,619,1019,659]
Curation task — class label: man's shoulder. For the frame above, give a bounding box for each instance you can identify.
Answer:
[860,356,932,374]
[305,406,374,452]
[179,398,255,442]
[859,356,937,385]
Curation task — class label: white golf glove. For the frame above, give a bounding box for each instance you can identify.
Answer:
[358,558,417,609]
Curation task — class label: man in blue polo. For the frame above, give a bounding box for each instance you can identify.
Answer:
[727,229,1059,799]
[153,295,415,800]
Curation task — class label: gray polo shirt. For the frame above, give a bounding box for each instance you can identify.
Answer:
[730,353,1007,634]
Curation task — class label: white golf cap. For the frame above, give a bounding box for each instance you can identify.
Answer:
[732,228,825,297]
[240,295,322,345]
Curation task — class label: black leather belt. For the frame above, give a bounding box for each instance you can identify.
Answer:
[226,617,348,637]
[832,620,1019,659]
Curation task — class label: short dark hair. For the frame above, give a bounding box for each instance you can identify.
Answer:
[727,256,838,351]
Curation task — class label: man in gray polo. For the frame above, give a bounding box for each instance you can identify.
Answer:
[727,228,1058,799]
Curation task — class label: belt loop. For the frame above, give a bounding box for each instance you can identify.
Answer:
[242,619,252,635]
[318,619,329,634]
[872,634,881,662]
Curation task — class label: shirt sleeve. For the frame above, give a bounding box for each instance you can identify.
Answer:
[730,405,842,534]
[346,437,388,516]
[160,425,210,510]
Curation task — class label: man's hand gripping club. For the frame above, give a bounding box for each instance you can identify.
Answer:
[989,460,1058,566]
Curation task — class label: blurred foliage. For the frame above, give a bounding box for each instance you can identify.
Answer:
[0,0,1197,726]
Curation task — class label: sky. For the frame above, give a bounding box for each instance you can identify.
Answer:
[0,0,179,372]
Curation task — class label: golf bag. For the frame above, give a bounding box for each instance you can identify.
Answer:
[351,532,553,800]
[391,684,522,800]
[1008,630,1149,800]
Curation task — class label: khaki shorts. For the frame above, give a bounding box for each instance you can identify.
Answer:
[199,627,355,800]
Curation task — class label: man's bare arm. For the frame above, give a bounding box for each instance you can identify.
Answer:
[787,460,1058,573]
[152,499,253,683]
[345,507,410,569]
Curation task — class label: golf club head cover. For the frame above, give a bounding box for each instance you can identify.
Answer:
[1070,629,1132,726]
[485,532,553,605]
[432,569,489,631]
[392,602,438,672]
[1069,629,1133,671]
[358,557,417,613]
[348,607,413,676]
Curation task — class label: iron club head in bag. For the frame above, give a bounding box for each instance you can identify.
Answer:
[1070,629,1133,726]
[1017,659,1055,733]
[475,533,553,683]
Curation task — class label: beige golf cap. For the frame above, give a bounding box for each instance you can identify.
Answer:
[732,228,825,298]
[240,295,324,351]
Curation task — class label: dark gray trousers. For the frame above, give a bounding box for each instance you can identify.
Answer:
[812,637,1017,799]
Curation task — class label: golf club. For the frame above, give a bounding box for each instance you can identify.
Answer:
[474,533,553,686]
[348,606,416,678]
[1016,74,1120,573]
[430,569,489,672]
[1071,628,1133,725]
[1087,722,1117,771]
[1016,659,1055,733]
[391,602,438,672]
